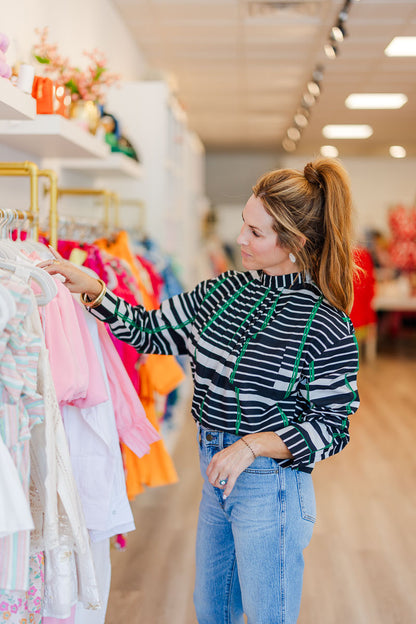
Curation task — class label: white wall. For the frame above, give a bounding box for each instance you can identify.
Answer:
[283,155,416,241]
[2,0,147,79]
[206,151,416,249]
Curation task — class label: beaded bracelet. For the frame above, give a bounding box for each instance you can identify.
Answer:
[240,437,257,461]
[80,279,107,309]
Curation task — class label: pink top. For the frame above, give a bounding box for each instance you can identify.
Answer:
[40,280,108,408]
[96,321,160,457]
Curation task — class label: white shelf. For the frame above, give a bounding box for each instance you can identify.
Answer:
[0,114,110,158]
[0,79,36,120]
[61,152,143,178]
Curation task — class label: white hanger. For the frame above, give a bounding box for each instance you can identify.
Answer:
[0,258,58,306]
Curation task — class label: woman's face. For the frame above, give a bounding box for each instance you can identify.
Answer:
[237,194,298,276]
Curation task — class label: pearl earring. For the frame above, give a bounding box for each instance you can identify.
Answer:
[289,252,296,264]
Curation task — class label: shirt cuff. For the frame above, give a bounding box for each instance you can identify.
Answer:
[84,289,120,322]
[277,425,313,468]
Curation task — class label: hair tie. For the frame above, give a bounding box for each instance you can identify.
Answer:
[304,162,324,190]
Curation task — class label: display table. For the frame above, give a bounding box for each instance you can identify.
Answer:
[372,278,416,350]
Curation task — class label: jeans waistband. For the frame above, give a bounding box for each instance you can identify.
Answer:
[198,424,241,449]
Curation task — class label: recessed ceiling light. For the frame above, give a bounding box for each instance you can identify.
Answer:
[320,145,339,158]
[345,93,408,109]
[385,37,416,57]
[389,145,406,158]
[322,125,373,139]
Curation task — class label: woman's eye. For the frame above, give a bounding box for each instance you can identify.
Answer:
[251,229,260,237]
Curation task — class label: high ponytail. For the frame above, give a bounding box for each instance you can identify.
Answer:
[252,157,356,313]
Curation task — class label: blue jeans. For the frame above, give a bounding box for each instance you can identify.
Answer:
[193,425,316,624]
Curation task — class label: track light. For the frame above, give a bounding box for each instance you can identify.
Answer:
[302,92,315,107]
[331,24,346,42]
[312,66,324,82]
[307,81,321,97]
[324,43,337,58]
[294,113,308,128]
[282,138,297,152]
[287,127,301,141]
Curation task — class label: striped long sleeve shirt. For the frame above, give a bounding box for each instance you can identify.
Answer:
[88,269,360,473]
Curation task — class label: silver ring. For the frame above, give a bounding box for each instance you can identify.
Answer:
[219,479,227,486]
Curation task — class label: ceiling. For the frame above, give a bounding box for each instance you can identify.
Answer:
[112,0,416,156]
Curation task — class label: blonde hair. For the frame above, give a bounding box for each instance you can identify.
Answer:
[252,157,355,313]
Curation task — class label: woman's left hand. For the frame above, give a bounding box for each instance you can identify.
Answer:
[206,432,292,498]
[206,439,255,499]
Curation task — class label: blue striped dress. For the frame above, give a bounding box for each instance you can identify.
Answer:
[87,270,360,473]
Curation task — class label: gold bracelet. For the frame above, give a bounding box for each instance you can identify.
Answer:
[240,437,257,460]
[80,279,107,308]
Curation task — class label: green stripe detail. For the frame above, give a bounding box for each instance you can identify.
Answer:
[195,280,253,359]
[277,403,289,426]
[230,291,282,384]
[284,295,323,399]
[230,292,283,433]
[112,275,230,333]
[235,387,242,435]
[309,360,315,382]
[291,422,348,458]
[344,374,357,414]
[199,281,253,338]
[226,286,271,345]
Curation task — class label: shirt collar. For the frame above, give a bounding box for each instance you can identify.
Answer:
[253,270,308,290]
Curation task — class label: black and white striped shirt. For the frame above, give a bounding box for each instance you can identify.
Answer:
[88,270,359,473]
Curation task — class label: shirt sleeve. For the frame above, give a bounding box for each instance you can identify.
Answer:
[85,279,211,356]
[277,333,359,471]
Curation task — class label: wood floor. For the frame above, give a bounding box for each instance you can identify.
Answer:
[106,349,416,624]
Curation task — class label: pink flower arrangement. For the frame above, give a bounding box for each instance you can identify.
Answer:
[32,27,119,104]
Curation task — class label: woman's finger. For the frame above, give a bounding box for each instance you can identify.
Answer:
[48,245,64,260]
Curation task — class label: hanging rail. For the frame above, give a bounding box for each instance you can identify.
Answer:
[0,161,39,239]
[45,187,120,232]
[119,198,146,232]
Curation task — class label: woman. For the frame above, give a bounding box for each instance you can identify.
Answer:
[40,157,360,624]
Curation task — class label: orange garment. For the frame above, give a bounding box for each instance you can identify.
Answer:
[94,231,185,498]
[122,358,184,498]
[95,230,158,309]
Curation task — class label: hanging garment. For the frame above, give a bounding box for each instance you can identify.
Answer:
[94,231,184,497]
[27,281,100,615]
[0,551,44,624]
[0,435,33,538]
[61,307,135,540]
[0,273,43,592]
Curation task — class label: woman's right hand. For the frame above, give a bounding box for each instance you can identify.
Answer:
[37,246,103,297]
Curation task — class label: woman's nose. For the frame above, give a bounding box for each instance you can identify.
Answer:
[237,225,248,246]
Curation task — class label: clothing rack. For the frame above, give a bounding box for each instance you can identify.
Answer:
[46,187,121,233]
[0,207,34,237]
[55,214,109,244]
[0,162,59,248]
[119,198,146,233]
[0,161,39,240]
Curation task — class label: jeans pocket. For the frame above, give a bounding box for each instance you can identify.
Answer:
[295,471,316,523]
